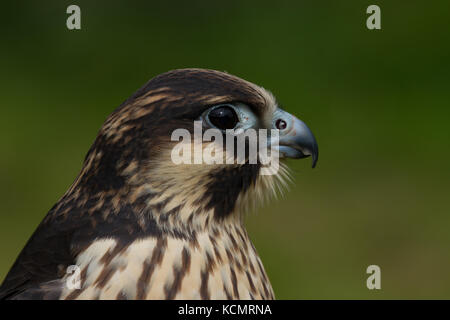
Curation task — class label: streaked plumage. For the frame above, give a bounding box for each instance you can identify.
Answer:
[0,69,317,300]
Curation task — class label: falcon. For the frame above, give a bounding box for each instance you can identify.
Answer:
[0,68,318,300]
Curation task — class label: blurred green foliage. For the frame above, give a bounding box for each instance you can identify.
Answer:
[1,1,449,299]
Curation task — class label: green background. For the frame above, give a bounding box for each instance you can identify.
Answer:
[1,1,449,299]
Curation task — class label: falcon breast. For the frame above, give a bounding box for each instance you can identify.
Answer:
[0,68,318,300]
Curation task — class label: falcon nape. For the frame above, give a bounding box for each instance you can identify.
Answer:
[0,69,318,300]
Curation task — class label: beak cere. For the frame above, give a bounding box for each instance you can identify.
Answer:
[277,115,319,168]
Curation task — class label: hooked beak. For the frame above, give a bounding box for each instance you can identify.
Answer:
[276,112,319,168]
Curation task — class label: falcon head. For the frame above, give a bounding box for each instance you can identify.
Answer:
[0,68,318,300]
[63,68,318,234]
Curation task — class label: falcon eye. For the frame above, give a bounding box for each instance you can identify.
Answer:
[275,119,287,130]
[207,105,239,130]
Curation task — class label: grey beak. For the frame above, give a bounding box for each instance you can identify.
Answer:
[277,114,319,168]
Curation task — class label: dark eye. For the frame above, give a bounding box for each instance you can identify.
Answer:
[208,105,239,130]
[275,119,287,130]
